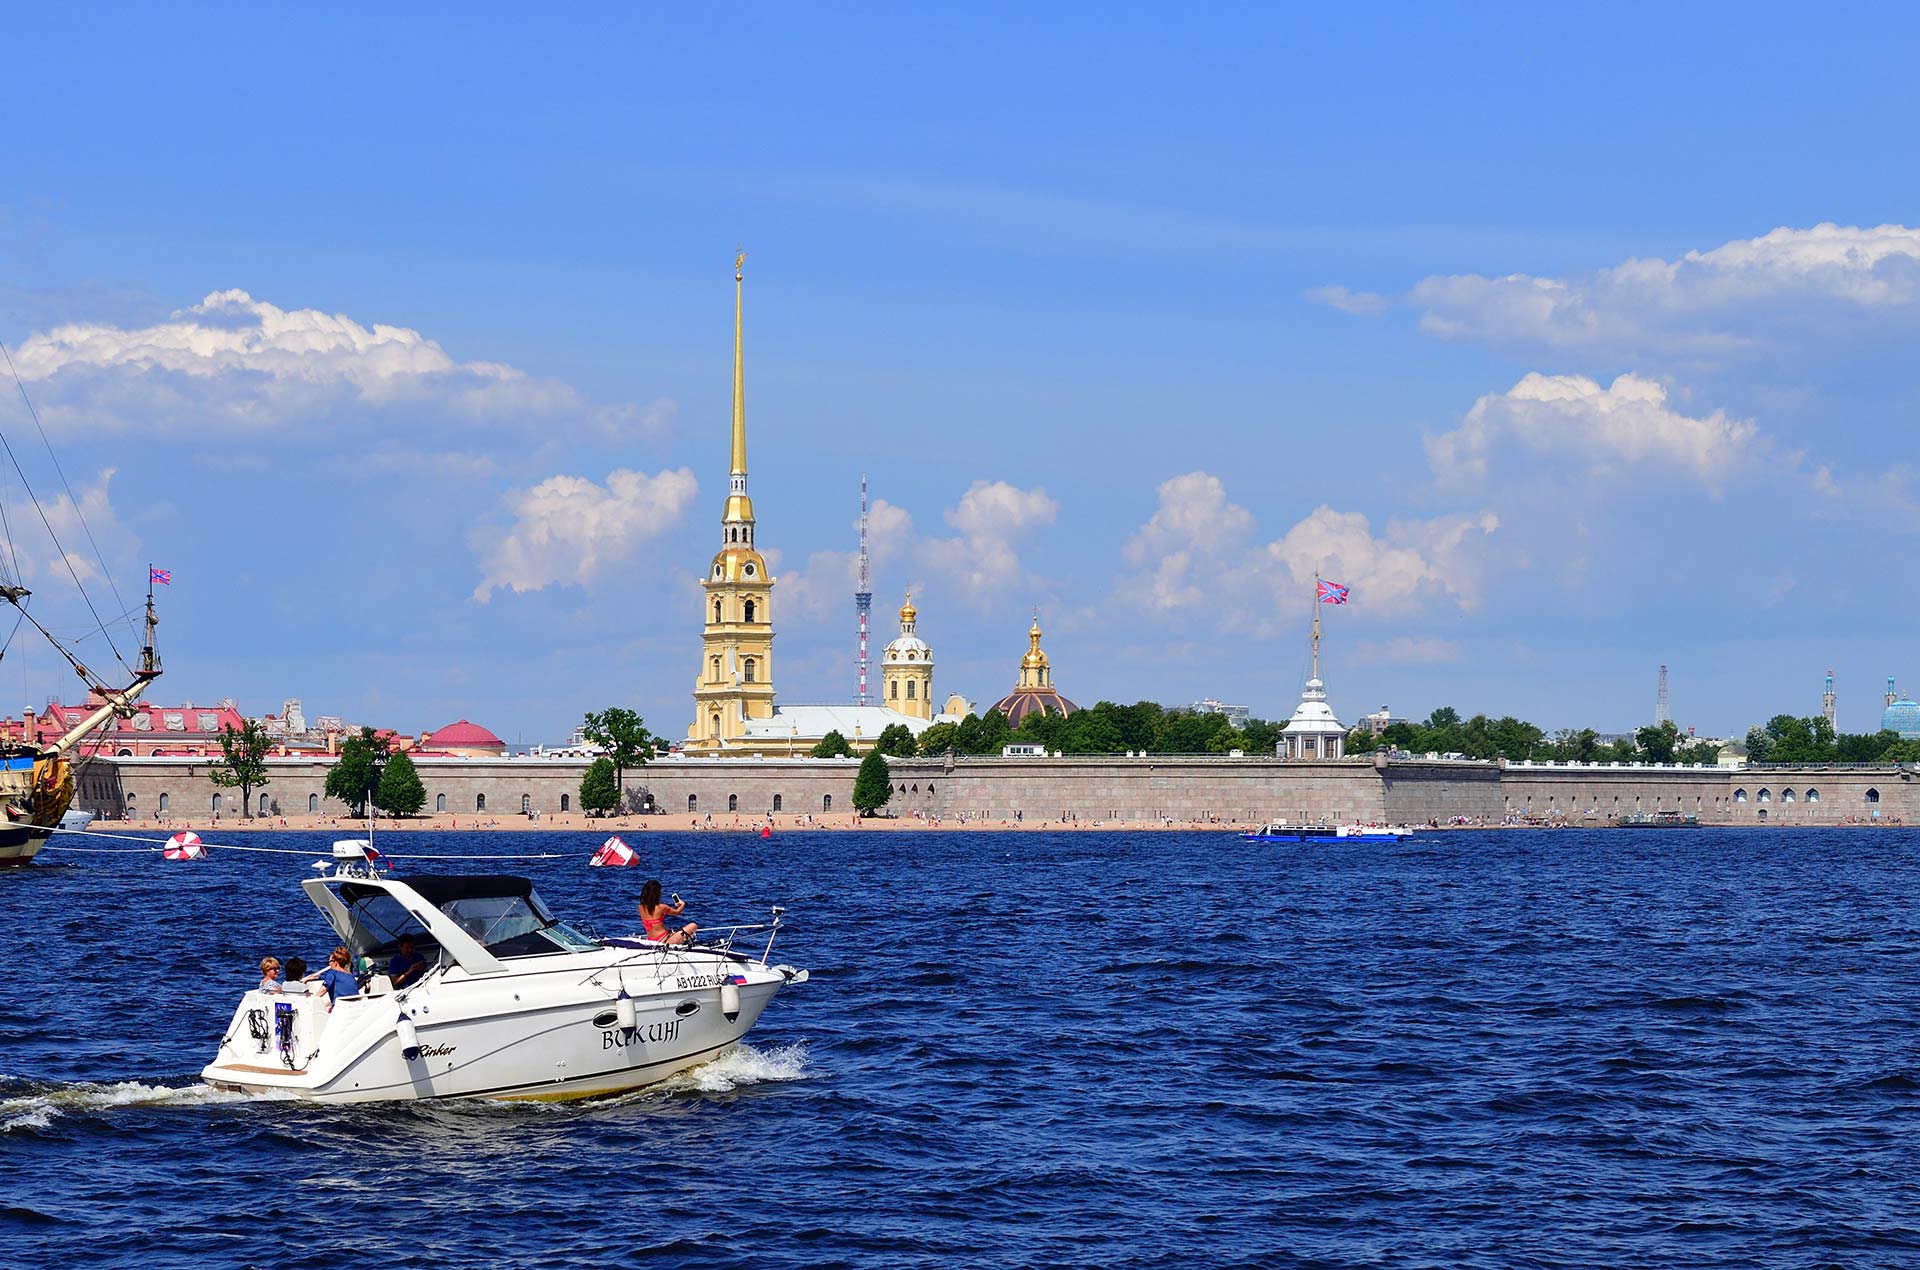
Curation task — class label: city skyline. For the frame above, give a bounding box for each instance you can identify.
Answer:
[3,9,1917,740]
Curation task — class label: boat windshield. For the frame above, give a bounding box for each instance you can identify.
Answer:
[336,876,598,961]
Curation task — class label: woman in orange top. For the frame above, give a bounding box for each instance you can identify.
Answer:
[638,878,697,946]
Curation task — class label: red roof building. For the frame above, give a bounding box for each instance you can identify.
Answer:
[0,694,249,757]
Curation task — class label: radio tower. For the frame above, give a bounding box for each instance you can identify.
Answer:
[1655,664,1669,725]
[1823,670,1837,729]
[855,475,873,706]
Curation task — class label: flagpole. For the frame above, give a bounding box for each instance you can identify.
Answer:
[1311,571,1320,682]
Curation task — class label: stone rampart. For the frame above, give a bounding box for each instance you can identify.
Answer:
[68,752,1919,828]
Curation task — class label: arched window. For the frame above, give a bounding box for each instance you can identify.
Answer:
[1866,788,1881,804]
[728,794,739,811]
[158,793,168,814]
[822,794,832,811]
[1806,788,1819,803]
[476,793,487,812]
[128,791,138,809]
[910,784,918,793]
[713,599,723,623]
[744,658,756,683]
[1734,788,1747,803]
[259,793,270,815]
[521,794,532,814]
[117,748,133,757]
[907,680,916,699]
[435,793,446,812]
[711,656,722,681]
[1781,789,1796,803]
[710,712,721,737]
[890,680,899,699]
[308,793,319,812]
[212,793,222,813]
[1757,808,1768,821]
[772,794,782,811]
[561,794,570,812]
[1757,789,1772,803]
[744,600,756,623]
[730,527,738,542]
[688,794,698,812]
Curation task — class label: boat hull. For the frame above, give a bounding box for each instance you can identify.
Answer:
[0,824,54,867]
[202,952,788,1104]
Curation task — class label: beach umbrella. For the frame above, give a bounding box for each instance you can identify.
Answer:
[590,835,637,867]
[162,830,208,860]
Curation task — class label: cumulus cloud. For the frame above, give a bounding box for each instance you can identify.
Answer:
[1427,372,1761,489]
[775,497,916,622]
[10,289,671,434]
[1266,506,1499,616]
[923,480,1058,598]
[1116,470,1498,628]
[1306,284,1391,316]
[3,467,133,590]
[471,467,698,601]
[1407,222,1920,350]
[1347,636,1464,665]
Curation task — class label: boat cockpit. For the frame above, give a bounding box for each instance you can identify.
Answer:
[303,868,600,980]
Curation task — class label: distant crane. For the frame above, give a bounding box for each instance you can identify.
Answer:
[1655,664,1669,726]
[855,475,873,706]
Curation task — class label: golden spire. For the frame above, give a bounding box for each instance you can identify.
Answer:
[1021,610,1048,670]
[731,250,747,478]
[900,589,916,629]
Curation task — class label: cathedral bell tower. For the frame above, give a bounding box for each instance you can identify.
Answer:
[688,253,776,753]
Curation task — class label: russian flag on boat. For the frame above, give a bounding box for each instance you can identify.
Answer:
[729,973,749,985]
[162,830,207,860]
[590,835,638,867]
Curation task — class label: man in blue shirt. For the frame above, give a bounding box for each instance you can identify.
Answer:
[387,934,428,989]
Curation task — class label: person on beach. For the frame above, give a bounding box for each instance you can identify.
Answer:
[638,878,697,946]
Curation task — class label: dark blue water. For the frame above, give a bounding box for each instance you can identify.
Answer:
[5,828,1920,1268]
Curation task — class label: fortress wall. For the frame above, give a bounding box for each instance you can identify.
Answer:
[73,754,1920,829]
[887,756,1389,824]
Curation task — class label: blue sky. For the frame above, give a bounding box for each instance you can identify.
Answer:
[3,6,1918,741]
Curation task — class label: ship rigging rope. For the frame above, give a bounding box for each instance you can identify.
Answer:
[0,339,130,671]
[44,827,566,860]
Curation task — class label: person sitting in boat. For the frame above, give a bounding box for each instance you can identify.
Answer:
[258,956,283,992]
[638,879,698,946]
[386,935,428,989]
[305,946,360,1003]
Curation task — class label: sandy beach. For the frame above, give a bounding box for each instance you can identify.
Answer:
[97,810,1260,836]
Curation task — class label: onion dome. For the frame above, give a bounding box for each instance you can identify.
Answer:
[992,612,1076,726]
[1883,697,1920,739]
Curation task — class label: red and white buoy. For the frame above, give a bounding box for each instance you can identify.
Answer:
[589,835,637,867]
[162,830,207,861]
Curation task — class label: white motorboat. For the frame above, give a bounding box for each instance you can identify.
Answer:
[1242,821,1415,842]
[202,842,807,1103]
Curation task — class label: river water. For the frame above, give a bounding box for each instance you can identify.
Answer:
[3,827,1918,1268]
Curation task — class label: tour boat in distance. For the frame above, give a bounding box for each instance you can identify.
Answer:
[1242,821,1415,843]
[202,841,807,1103]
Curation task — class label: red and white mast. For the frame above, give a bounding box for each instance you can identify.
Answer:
[855,475,873,705]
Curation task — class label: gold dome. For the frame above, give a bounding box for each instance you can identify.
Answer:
[899,592,917,625]
[1020,615,1049,670]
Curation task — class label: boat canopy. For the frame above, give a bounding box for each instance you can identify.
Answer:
[304,873,596,976]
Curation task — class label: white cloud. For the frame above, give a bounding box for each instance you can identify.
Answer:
[1427,372,1761,490]
[1408,222,1920,350]
[1306,284,1391,317]
[1347,636,1464,665]
[1266,506,1499,616]
[5,467,132,589]
[10,289,672,434]
[772,497,916,623]
[1116,470,1498,628]
[924,480,1057,598]
[471,467,698,601]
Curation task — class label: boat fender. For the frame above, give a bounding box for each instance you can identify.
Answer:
[615,992,637,1035]
[396,1012,421,1062]
[720,979,741,1023]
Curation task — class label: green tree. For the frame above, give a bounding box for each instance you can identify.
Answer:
[1240,717,1283,754]
[874,723,919,757]
[852,747,891,815]
[1743,725,1775,764]
[209,718,274,819]
[375,750,426,817]
[915,721,961,756]
[324,727,390,817]
[810,730,854,758]
[1345,726,1379,754]
[1635,720,1682,764]
[579,756,619,814]
[582,707,657,803]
